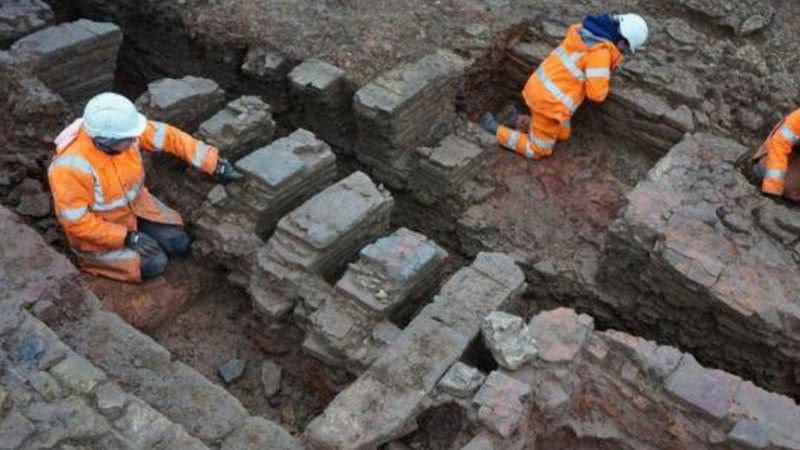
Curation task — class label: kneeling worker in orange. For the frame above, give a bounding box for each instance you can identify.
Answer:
[48,92,243,283]
[480,13,649,160]
[753,108,800,202]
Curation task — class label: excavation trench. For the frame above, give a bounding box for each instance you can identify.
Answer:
[12,3,799,446]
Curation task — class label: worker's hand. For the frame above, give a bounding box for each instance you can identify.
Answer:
[125,231,162,257]
[215,158,243,183]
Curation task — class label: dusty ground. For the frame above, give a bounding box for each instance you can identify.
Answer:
[146,259,354,434]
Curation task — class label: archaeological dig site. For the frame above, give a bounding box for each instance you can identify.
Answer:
[2,1,800,449]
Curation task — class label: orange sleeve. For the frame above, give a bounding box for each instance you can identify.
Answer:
[584,47,613,103]
[139,120,219,175]
[48,162,128,249]
[762,110,800,196]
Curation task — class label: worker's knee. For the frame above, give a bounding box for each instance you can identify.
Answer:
[138,219,191,257]
[140,250,168,280]
[160,229,191,257]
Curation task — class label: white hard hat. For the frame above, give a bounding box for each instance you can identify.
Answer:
[82,92,147,139]
[616,14,648,53]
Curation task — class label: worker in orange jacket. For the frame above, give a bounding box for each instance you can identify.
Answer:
[753,108,800,202]
[480,13,649,160]
[49,92,243,282]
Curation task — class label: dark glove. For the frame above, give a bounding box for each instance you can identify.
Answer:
[125,231,162,257]
[215,158,243,183]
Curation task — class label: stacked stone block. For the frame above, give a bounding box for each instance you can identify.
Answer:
[353,49,470,188]
[193,128,336,274]
[196,95,276,162]
[303,228,448,371]
[241,46,296,113]
[600,133,800,399]
[412,134,491,206]
[135,76,225,129]
[10,19,121,103]
[249,171,394,318]
[289,59,356,151]
[0,0,53,48]
[305,252,526,450]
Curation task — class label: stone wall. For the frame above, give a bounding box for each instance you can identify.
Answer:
[0,205,304,450]
[422,308,800,450]
[600,132,800,399]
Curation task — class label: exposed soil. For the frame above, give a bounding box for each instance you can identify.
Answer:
[147,259,354,434]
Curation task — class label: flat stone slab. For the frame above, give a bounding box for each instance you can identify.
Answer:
[135,76,225,128]
[354,49,469,117]
[236,129,334,191]
[289,59,346,92]
[11,18,119,61]
[438,362,485,399]
[10,18,121,102]
[197,95,275,161]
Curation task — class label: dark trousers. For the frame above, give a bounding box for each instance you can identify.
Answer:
[138,218,191,279]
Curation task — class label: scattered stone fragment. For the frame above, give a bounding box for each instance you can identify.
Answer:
[473,371,531,438]
[218,359,246,384]
[261,360,283,397]
[221,417,303,450]
[439,362,485,398]
[95,383,127,417]
[481,311,537,371]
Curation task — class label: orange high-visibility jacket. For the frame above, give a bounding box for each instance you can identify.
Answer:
[522,24,623,124]
[48,119,219,281]
[756,108,800,196]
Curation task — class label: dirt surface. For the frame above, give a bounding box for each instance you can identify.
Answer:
[147,259,353,434]
[459,109,658,273]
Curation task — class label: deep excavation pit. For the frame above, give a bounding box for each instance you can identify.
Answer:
[3,1,800,449]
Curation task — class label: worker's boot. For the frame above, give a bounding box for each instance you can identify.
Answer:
[497,104,520,128]
[479,112,500,134]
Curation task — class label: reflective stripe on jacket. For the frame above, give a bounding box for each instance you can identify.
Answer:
[522,24,622,123]
[757,109,800,196]
[48,119,219,281]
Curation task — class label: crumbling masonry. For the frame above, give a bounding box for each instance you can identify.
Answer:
[2,2,800,450]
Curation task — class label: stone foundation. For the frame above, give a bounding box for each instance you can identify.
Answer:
[10,18,121,104]
[600,132,800,398]
[353,50,470,188]
[289,59,356,151]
